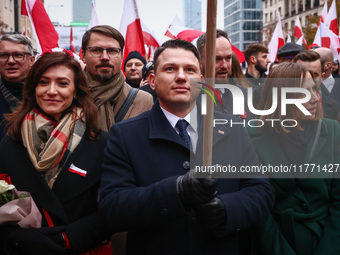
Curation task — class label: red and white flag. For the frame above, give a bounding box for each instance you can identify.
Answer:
[294,16,307,45]
[163,25,245,63]
[320,2,328,23]
[268,12,284,63]
[21,0,59,53]
[70,26,76,53]
[312,21,340,60]
[324,0,338,36]
[119,0,146,67]
[296,35,305,46]
[141,22,159,61]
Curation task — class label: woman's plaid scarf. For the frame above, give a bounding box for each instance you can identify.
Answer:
[21,107,85,188]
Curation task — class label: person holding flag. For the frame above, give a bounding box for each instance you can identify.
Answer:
[99,39,274,255]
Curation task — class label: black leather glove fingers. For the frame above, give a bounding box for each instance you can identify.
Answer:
[177,168,218,206]
[195,197,227,231]
[9,227,67,255]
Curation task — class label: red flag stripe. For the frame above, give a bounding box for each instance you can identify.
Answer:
[24,0,59,52]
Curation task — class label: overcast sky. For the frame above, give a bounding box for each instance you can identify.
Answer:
[45,0,224,41]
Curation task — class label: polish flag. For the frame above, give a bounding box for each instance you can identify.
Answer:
[320,2,328,23]
[70,26,76,53]
[312,21,340,60]
[141,22,159,61]
[296,35,305,46]
[21,0,59,53]
[163,25,245,63]
[268,12,285,63]
[294,16,307,45]
[68,164,87,177]
[119,0,146,67]
[324,0,338,36]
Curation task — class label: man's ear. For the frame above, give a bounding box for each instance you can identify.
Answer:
[29,55,35,66]
[149,72,156,91]
[250,55,257,64]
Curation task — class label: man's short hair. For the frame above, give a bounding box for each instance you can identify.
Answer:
[196,29,229,56]
[81,25,125,53]
[244,43,269,63]
[0,34,34,55]
[294,50,325,73]
[153,39,200,74]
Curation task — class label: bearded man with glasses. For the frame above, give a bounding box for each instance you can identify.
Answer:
[0,34,35,141]
[81,25,153,132]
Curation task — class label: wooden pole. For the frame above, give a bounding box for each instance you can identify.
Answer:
[202,0,217,167]
[24,16,28,36]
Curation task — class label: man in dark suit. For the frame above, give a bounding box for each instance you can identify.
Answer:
[294,50,340,123]
[0,34,35,140]
[99,39,274,255]
[196,29,254,121]
[314,47,340,103]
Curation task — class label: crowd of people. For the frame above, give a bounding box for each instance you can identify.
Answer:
[0,24,339,255]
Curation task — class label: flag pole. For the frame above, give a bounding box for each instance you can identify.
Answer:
[202,0,217,167]
[24,16,28,36]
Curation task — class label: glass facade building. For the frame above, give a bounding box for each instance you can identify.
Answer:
[184,0,202,30]
[224,0,263,51]
[73,0,92,23]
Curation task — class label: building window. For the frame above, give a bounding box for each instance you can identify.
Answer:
[5,0,8,8]
[10,0,13,11]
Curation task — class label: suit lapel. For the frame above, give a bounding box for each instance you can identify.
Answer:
[149,103,190,150]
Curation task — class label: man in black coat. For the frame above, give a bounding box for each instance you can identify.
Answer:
[0,34,34,140]
[99,39,274,255]
[197,29,254,121]
[294,50,340,123]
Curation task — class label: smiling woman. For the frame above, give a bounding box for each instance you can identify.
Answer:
[247,62,340,255]
[0,52,112,254]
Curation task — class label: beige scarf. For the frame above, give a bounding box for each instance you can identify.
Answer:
[85,69,125,131]
[21,108,85,188]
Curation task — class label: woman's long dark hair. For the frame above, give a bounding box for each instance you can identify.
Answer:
[6,52,99,140]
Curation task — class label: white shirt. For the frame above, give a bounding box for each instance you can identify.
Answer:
[323,75,335,93]
[160,105,198,153]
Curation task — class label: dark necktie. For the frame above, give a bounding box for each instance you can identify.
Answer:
[176,119,191,149]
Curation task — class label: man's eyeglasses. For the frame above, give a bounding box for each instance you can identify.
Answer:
[86,47,122,58]
[0,52,32,62]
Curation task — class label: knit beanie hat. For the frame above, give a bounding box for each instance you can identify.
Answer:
[124,51,146,71]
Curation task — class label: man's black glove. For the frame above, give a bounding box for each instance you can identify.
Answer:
[176,168,217,206]
[194,197,227,231]
[8,226,67,255]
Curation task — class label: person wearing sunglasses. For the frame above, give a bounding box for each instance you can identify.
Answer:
[0,34,35,141]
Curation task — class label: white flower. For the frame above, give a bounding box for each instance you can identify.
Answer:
[0,180,15,194]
